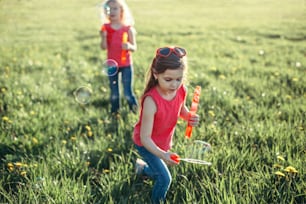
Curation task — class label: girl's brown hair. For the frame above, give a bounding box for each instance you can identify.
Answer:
[143,52,187,95]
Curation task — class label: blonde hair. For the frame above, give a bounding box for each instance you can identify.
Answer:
[100,0,135,26]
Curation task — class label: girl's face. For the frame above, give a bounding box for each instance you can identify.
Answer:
[154,68,184,95]
[107,1,122,22]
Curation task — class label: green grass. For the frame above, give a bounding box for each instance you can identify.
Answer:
[0,0,305,203]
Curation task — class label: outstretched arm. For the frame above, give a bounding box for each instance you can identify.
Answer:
[100,26,107,50]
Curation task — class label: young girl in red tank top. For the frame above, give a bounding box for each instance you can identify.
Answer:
[133,46,200,204]
[100,0,138,114]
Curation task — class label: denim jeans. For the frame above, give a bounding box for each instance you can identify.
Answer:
[108,66,138,114]
[135,145,172,204]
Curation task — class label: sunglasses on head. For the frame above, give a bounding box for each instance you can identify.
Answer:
[156,47,187,58]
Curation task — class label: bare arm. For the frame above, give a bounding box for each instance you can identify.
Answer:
[140,96,177,164]
[122,27,137,52]
[180,103,200,126]
[100,30,107,50]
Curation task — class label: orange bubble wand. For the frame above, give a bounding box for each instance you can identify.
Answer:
[170,154,211,165]
[185,86,201,138]
[121,32,128,64]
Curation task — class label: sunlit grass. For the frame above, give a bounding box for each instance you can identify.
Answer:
[0,0,305,203]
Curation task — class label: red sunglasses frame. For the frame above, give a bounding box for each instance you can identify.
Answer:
[156,47,187,58]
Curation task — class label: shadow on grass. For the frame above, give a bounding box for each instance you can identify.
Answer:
[87,168,152,203]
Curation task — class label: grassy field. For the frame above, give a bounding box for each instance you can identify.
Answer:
[0,0,305,203]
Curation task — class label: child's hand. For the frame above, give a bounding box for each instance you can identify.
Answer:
[122,42,130,50]
[163,152,179,166]
[188,114,199,127]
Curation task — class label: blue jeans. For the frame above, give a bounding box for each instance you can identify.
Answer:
[135,145,172,204]
[108,66,138,114]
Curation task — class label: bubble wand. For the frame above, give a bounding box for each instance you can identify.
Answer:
[185,86,201,138]
[170,140,212,165]
[121,32,128,64]
[170,154,212,165]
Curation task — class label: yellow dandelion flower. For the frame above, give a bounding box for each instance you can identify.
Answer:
[15,162,23,168]
[277,155,285,161]
[7,163,13,168]
[107,148,113,152]
[87,131,93,137]
[273,163,283,168]
[208,110,215,117]
[85,125,91,131]
[62,140,67,145]
[274,171,285,177]
[70,136,76,141]
[103,169,110,173]
[100,86,107,93]
[219,75,226,80]
[210,66,217,71]
[292,77,298,82]
[7,163,14,171]
[2,116,9,121]
[284,166,298,173]
[20,171,27,177]
[135,89,141,95]
[285,95,292,100]
[32,137,38,144]
[85,161,90,166]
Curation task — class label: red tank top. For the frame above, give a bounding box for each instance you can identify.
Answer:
[101,23,132,67]
[133,85,187,151]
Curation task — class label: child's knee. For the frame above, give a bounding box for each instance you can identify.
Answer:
[159,173,172,187]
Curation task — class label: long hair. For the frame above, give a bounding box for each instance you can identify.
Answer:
[101,0,135,26]
[143,52,188,95]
